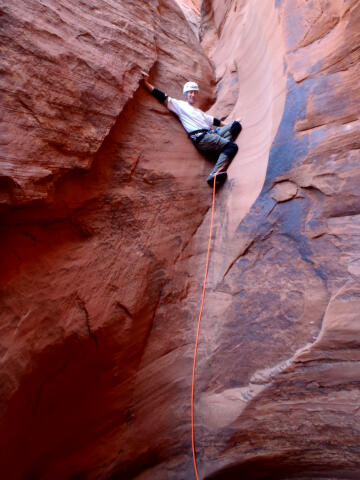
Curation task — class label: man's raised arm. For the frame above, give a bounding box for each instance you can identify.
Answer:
[141,72,168,107]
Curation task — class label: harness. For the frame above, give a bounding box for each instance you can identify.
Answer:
[188,128,210,144]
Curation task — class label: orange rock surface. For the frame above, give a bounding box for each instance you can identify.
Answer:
[0,0,360,479]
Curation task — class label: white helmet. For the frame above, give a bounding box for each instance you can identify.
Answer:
[183,81,199,95]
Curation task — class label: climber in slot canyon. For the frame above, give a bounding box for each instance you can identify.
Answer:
[142,72,242,187]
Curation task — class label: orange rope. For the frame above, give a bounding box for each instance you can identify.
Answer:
[191,168,223,479]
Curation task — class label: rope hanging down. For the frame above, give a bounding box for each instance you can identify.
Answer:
[191,168,223,480]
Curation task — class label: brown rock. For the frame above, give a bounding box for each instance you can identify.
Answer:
[1,0,360,479]
[188,1,360,479]
[0,0,215,478]
[0,0,158,205]
[270,181,298,203]
[175,0,202,37]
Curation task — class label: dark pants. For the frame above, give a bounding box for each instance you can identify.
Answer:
[196,121,242,180]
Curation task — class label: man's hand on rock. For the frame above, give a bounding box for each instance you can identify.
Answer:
[141,71,153,92]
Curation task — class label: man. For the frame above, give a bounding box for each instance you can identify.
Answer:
[142,73,242,187]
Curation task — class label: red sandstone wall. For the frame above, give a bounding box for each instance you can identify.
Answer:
[0,0,360,479]
[194,1,360,478]
[0,0,215,478]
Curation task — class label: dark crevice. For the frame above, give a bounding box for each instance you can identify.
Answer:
[76,295,99,348]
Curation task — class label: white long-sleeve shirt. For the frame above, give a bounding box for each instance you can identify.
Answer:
[167,97,214,133]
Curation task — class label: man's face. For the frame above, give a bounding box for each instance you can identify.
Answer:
[186,90,198,105]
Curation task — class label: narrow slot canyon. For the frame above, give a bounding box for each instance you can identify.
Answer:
[0,1,360,479]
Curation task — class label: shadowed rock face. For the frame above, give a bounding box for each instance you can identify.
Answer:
[0,0,359,479]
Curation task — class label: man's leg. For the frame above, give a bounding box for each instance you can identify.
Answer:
[207,142,238,182]
[196,132,238,185]
[215,120,242,141]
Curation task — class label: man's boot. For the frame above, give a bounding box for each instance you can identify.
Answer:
[206,170,227,187]
[206,150,231,186]
[206,141,238,187]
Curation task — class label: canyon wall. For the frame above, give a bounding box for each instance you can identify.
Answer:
[194,1,360,479]
[0,0,359,479]
[0,0,215,478]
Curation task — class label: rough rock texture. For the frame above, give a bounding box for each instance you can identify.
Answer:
[175,0,201,37]
[1,0,360,479]
[0,0,159,206]
[0,0,215,478]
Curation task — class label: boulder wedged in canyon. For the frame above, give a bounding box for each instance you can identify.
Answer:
[1,0,360,479]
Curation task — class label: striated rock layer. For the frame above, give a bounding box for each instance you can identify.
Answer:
[0,0,215,478]
[0,0,158,206]
[0,0,360,479]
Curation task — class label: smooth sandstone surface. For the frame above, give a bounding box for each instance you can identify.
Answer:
[0,0,360,479]
[191,1,360,479]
